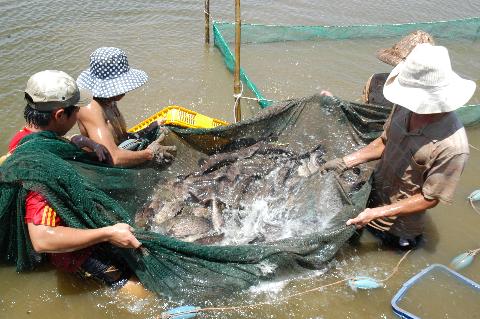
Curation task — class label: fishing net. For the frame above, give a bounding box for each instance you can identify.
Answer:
[213,17,480,126]
[0,94,387,299]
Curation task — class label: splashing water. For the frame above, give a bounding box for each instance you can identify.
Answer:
[146,139,358,246]
[220,172,344,245]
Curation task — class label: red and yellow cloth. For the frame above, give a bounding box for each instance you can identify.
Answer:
[10,128,91,272]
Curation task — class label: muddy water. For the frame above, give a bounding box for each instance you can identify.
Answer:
[1,1,480,318]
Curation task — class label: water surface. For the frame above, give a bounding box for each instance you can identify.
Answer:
[1,1,479,318]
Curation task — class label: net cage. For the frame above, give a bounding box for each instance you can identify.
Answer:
[1,95,383,299]
[213,17,480,126]
[2,17,480,300]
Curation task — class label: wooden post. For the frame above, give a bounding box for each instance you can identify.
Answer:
[204,0,210,44]
[234,0,242,122]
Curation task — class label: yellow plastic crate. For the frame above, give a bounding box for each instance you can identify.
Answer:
[128,105,229,133]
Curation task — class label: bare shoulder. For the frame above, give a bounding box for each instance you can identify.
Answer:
[77,102,119,148]
[78,101,107,126]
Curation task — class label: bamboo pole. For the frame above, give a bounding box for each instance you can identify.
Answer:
[233,0,241,122]
[204,0,210,44]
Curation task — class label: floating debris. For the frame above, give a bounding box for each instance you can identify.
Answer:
[348,276,382,290]
[468,189,480,201]
[161,305,199,319]
[468,189,480,215]
[450,249,479,270]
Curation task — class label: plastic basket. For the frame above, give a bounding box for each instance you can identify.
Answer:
[128,105,229,132]
[391,264,480,319]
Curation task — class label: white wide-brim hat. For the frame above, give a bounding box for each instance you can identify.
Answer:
[77,47,148,99]
[383,43,476,114]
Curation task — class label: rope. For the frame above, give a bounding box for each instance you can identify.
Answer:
[232,81,276,120]
[469,248,480,255]
[160,250,412,318]
[232,78,277,103]
[239,96,276,102]
[469,189,480,215]
[469,143,480,151]
[233,81,244,122]
[379,249,412,282]
[204,0,209,15]
[453,247,480,266]
[469,197,480,215]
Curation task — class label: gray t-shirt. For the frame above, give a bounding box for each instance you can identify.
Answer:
[368,105,469,238]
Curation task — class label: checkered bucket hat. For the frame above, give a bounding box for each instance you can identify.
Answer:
[77,47,148,98]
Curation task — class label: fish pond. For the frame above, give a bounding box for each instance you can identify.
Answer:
[1,1,479,318]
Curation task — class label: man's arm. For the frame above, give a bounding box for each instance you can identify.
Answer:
[320,136,386,174]
[27,222,141,253]
[77,105,153,167]
[346,194,439,228]
[342,136,386,168]
[319,91,387,170]
[340,104,395,169]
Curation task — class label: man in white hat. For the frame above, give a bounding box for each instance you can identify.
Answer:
[325,44,476,249]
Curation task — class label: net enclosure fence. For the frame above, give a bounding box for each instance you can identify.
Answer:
[0,95,383,299]
[213,17,480,127]
[2,17,479,301]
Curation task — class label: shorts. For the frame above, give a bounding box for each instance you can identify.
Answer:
[366,225,422,250]
[75,244,133,288]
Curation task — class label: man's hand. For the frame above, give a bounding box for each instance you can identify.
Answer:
[106,223,142,249]
[146,132,176,165]
[346,208,381,229]
[70,135,113,164]
[347,195,440,229]
[320,90,333,97]
[320,157,348,174]
[90,143,113,164]
[128,119,167,140]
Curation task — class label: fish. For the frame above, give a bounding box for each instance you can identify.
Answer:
[210,198,225,231]
[147,140,356,245]
[159,214,212,238]
[154,200,184,225]
[134,203,155,229]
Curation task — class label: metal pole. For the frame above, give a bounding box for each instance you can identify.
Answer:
[204,0,210,44]
[234,0,241,122]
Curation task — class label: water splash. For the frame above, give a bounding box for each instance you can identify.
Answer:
[220,173,343,245]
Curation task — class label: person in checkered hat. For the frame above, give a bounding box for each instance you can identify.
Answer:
[77,47,175,167]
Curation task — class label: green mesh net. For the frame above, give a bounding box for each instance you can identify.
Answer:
[213,17,480,126]
[0,95,384,299]
[214,17,480,45]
